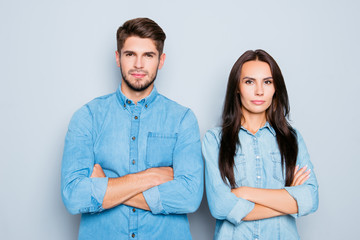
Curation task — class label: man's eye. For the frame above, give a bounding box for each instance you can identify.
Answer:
[125,53,133,57]
[145,54,154,58]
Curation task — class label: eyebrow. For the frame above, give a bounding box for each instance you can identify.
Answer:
[242,76,273,80]
[122,50,157,56]
[144,51,157,56]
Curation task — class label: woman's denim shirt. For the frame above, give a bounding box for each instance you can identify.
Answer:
[202,123,319,240]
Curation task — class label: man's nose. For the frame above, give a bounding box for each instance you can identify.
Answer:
[134,56,143,69]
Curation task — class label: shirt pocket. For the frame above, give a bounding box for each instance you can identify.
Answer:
[271,152,285,184]
[234,153,247,186]
[146,132,177,168]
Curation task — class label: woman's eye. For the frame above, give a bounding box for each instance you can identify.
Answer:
[264,80,273,85]
[245,80,253,84]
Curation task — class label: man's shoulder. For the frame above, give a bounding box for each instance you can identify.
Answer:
[84,92,117,112]
[156,94,190,114]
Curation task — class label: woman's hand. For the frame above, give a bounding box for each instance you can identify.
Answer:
[291,165,311,186]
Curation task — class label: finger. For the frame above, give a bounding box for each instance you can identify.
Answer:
[292,165,306,186]
[291,165,300,186]
[294,169,311,186]
[297,170,311,185]
[294,165,307,180]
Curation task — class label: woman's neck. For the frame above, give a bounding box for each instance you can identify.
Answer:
[241,112,267,135]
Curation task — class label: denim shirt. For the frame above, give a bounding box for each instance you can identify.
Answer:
[202,123,319,240]
[61,84,203,240]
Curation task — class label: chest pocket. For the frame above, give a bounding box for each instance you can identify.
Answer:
[146,132,177,168]
[234,153,247,186]
[271,152,285,184]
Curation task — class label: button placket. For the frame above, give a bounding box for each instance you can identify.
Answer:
[129,104,141,238]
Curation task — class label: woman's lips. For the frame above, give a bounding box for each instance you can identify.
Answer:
[251,100,265,105]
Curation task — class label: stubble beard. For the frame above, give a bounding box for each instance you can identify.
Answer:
[121,65,158,92]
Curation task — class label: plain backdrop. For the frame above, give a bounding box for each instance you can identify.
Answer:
[1,0,359,239]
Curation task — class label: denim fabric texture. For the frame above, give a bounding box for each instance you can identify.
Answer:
[202,123,319,240]
[61,84,203,240]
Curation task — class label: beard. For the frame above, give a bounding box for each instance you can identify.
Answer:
[121,65,158,92]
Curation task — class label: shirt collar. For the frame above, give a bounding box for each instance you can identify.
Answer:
[116,82,158,108]
[240,121,276,137]
[263,121,276,136]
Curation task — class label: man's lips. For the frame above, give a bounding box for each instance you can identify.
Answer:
[129,70,147,78]
[251,100,265,105]
[131,73,146,78]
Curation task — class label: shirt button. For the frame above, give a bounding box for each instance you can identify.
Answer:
[253,137,257,141]
[257,176,261,179]
[132,233,135,238]
[145,104,148,108]
[132,136,136,141]
[132,160,136,165]
[123,104,126,107]
[127,100,131,104]
[132,208,136,212]
[134,116,138,120]
[256,156,260,159]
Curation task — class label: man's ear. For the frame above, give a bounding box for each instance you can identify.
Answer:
[115,51,120,67]
[158,53,166,70]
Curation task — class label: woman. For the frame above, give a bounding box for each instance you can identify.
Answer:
[202,49,319,239]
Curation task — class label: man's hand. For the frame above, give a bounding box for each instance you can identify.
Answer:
[90,164,106,178]
[145,167,174,185]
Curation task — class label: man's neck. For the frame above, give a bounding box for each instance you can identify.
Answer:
[121,80,154,104]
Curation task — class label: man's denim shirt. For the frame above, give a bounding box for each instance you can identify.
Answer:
[202,123,319,240]
[61,84,203,240]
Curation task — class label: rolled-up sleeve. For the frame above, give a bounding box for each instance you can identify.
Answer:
[202,130,254,226]
[61,106,108,215]
[285,130,319,218]
[143,109,203,215]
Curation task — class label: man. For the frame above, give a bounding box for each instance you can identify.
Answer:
[61,18,203,239]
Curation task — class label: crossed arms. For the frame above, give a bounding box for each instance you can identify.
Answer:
[231,165,310,221]
[202,130,319,225]
[90,164,173,210]
[61,106,203,215]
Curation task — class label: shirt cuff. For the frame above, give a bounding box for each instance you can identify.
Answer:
[226,197,255,225]
[285,185,312,218]
[90,177,108,212]
[143,186,165,214]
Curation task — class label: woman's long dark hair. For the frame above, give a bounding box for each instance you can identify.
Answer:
[219,49,298,188]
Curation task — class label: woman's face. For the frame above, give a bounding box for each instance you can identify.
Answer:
[239,60,275,118]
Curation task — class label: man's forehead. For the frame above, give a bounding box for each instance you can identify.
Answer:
[121,36,158,54]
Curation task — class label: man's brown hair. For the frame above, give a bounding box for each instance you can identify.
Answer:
[116,18,166,56]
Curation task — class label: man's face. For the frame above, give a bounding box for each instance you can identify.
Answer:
[116,36,165,92]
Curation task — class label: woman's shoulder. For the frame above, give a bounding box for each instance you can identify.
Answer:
[204,127,222,139]
[202,127,222,146]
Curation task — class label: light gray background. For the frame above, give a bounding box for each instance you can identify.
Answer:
[1,0,359,239]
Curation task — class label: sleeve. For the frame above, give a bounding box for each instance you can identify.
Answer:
[61,106,108,215]
[202,130,254,226]
[284,130,319,218]
[143,109,204,214]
